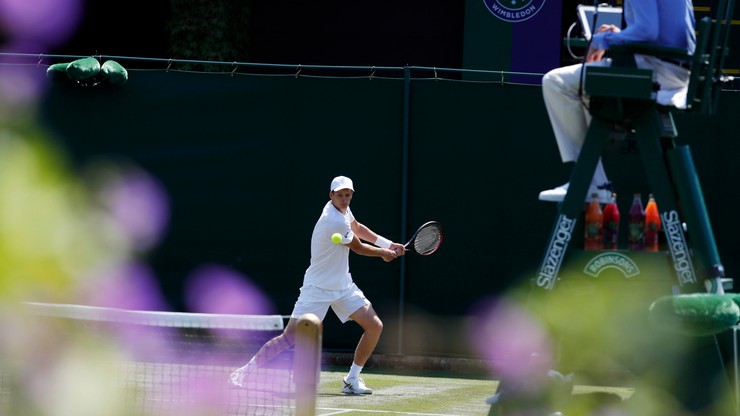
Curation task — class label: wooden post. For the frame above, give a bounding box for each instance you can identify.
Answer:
[294,313,322,416]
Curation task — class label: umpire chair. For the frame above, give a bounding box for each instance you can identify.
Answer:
[490,1,737,414]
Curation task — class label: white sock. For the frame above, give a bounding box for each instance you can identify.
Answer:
[347,362,363,380]
[592,159,609,186]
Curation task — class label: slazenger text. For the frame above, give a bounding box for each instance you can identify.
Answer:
[663,210,696,285]
[537,214,575,289]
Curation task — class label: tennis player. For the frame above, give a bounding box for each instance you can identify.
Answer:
[230,175,405,395]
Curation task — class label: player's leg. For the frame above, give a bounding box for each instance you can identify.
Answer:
[331,285,381,395]
[230,286,330,387]
[342,304,382,395]
[255,319,299,365]
[349,304,383,367]
[229,320,298,387]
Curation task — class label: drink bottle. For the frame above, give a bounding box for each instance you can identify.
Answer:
[602,193,620,250]
[644,193,661,251]
[628,193,645,250]
[584,193,604,251]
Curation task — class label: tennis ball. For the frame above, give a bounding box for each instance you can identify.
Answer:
[331,233,343,244]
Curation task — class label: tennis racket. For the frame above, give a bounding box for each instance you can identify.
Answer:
[401,221,443,255]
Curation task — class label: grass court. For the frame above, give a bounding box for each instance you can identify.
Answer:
[315,367,634,416]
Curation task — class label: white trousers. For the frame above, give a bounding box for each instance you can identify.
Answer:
[541,56,689,183]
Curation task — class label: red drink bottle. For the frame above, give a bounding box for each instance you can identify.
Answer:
[602,193,620,250]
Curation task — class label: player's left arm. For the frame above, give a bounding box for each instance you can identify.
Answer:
[352,220,405,255]
[352,220,378,243]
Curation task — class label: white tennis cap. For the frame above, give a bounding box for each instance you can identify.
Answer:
[330,176,354,192]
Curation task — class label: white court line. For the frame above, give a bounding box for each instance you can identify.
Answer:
[317,410,353,416]
[317,407,463,416]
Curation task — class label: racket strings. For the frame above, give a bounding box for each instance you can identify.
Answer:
[413,226,442,255]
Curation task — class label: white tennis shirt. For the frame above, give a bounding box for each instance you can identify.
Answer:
[302,200,356,290]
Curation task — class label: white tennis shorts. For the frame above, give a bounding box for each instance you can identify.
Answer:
[290,283,370,323]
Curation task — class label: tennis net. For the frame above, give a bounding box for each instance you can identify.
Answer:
[1,302,321,416]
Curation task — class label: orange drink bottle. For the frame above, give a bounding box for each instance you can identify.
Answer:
[644,193,661,252]
[584,193,604,251]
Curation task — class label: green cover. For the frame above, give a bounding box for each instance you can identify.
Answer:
[66,57,101,81]
[649,293,740,336]
[101,60,128,86]
[46,63,71,82]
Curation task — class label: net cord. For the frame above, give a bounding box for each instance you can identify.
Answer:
[23,302,284,331]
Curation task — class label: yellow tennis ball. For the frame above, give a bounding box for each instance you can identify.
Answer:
[331,233,342,244]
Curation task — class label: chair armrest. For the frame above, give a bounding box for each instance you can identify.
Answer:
[563,38,589,49]
[610,43,691,62]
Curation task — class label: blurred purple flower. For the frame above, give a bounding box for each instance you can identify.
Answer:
[102,168,170,252]
[184,264,274,316]
[84,261,170,311]
[0,57,48,106]
[468,296,553,384]
[0,0,83,49]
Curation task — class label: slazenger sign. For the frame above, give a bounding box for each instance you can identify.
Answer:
[483,0,546,23]
[537,214,574,290]
[662,210,697,285]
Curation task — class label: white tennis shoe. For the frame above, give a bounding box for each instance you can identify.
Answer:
[342,376,373,395]
[538,182,613,204]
